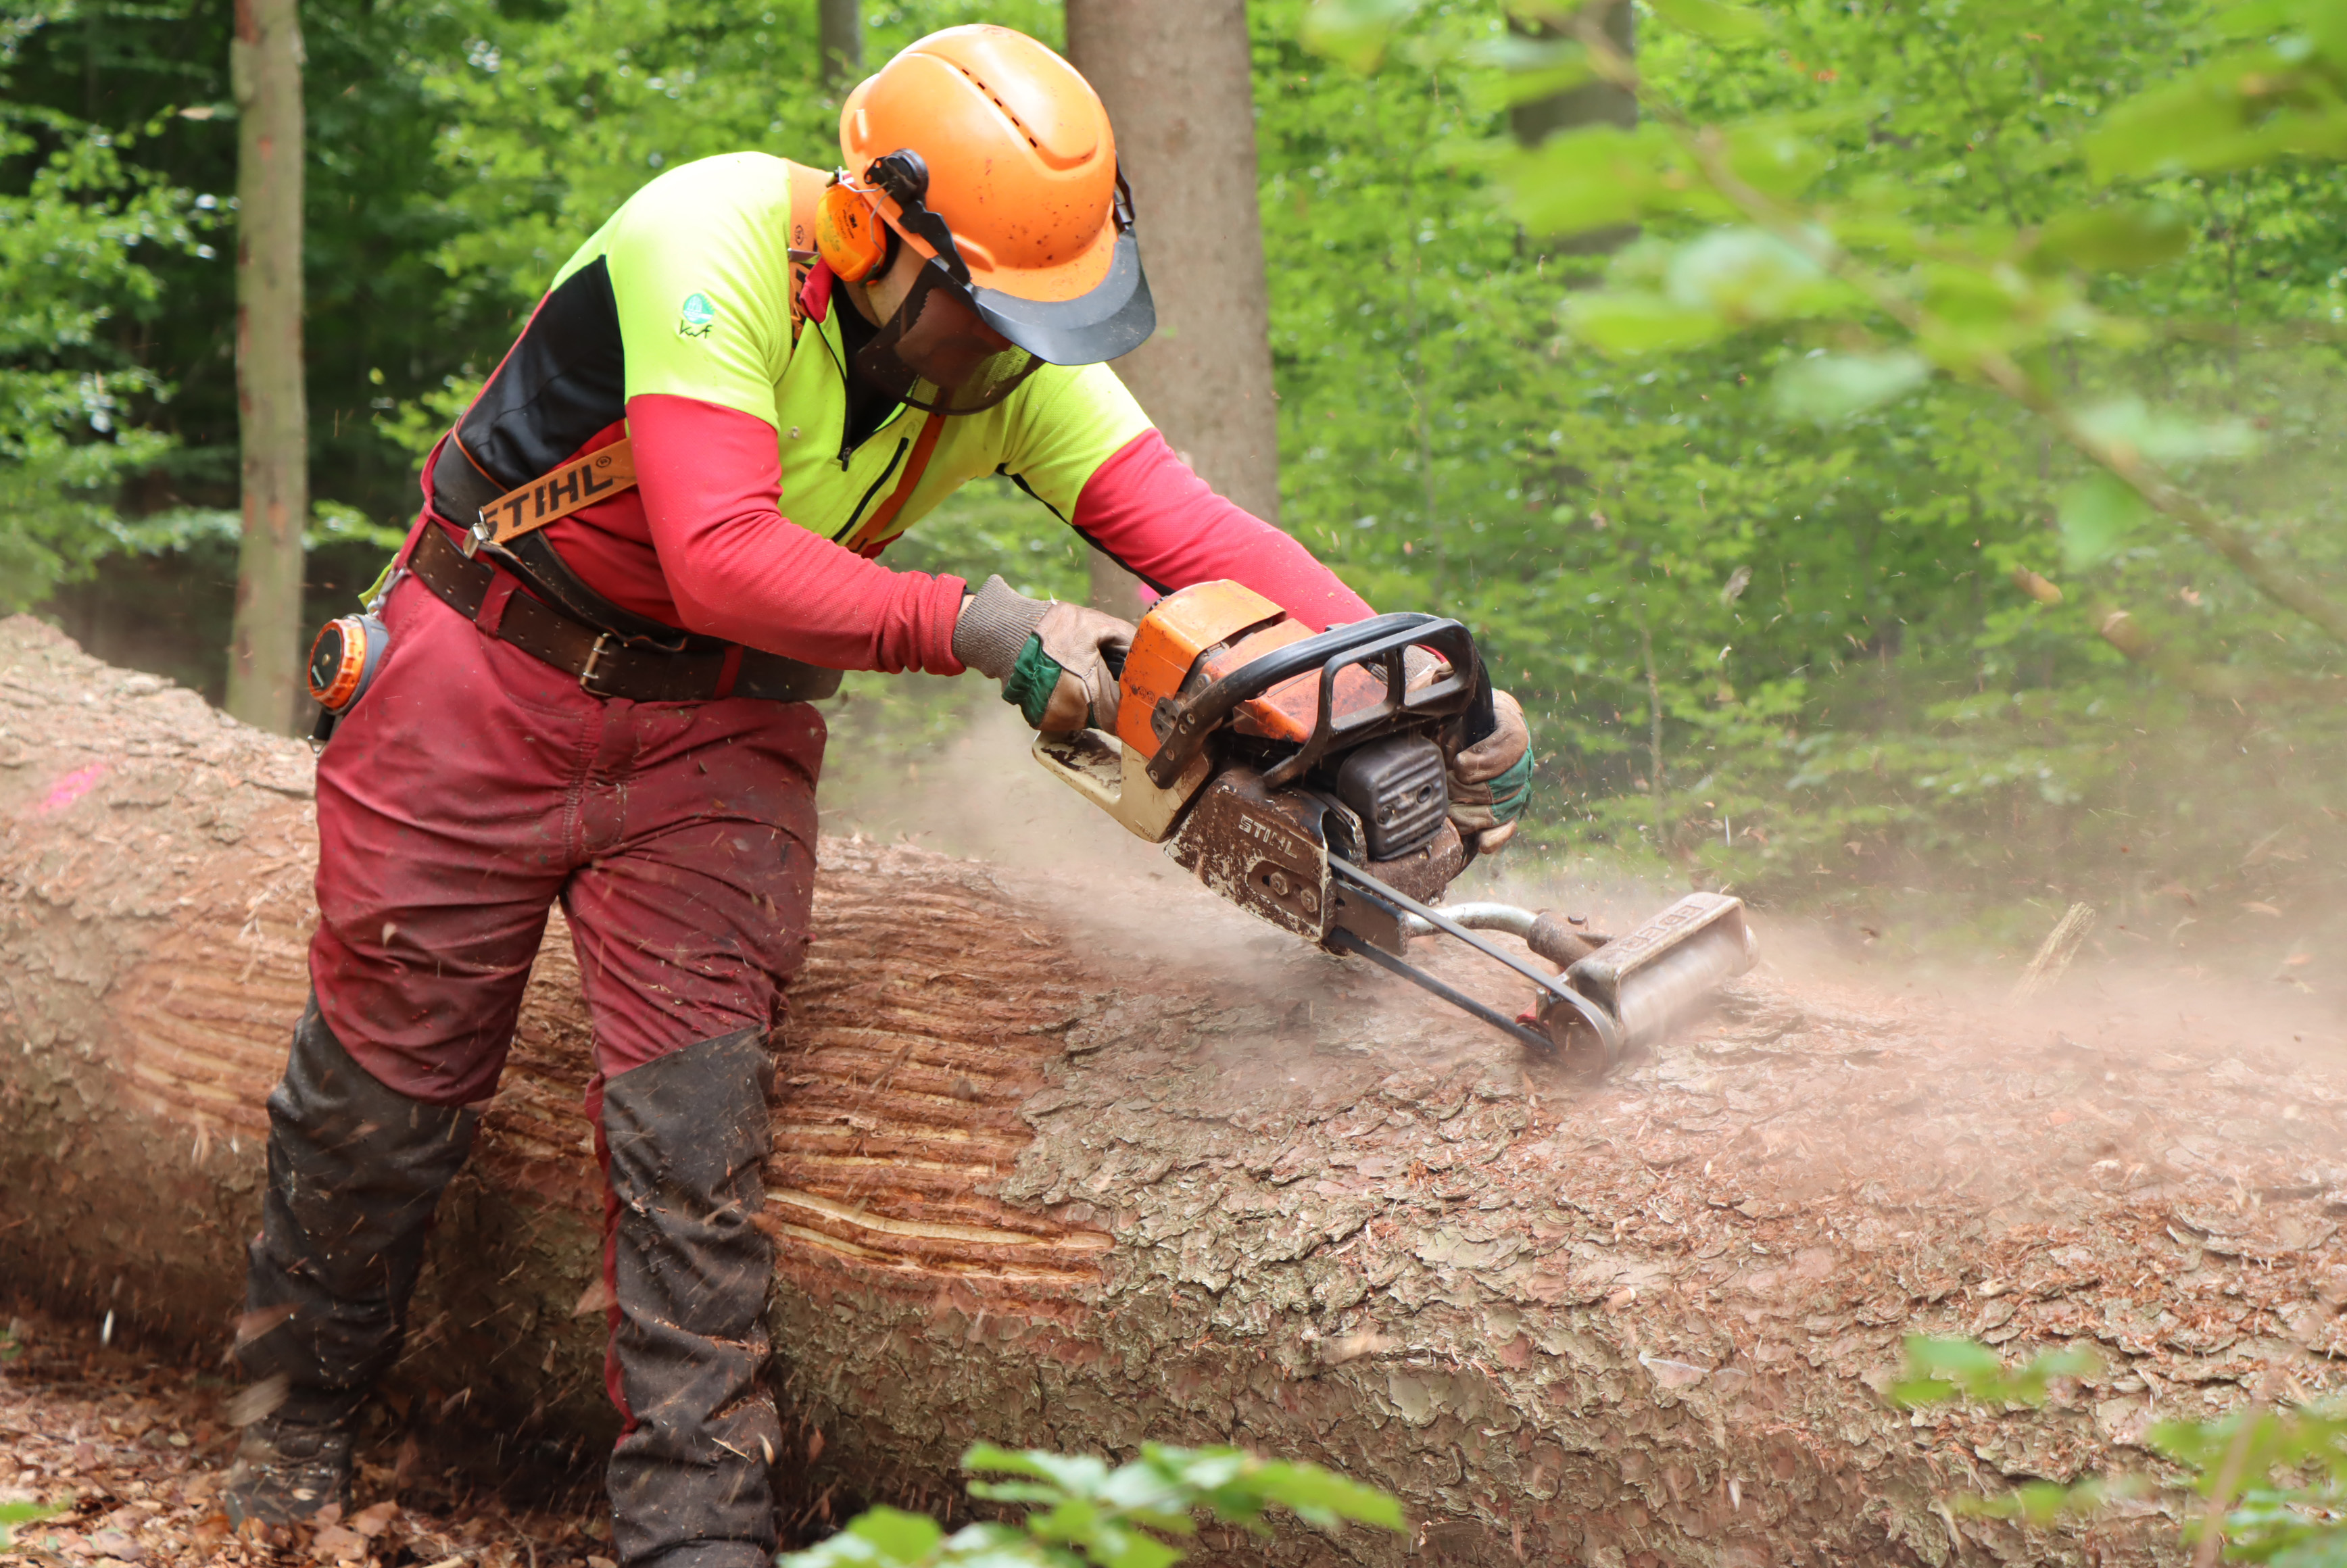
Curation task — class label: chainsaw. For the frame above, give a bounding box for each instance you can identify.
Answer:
[1032,581,1758,1075]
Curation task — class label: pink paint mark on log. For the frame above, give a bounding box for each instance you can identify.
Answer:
[34,762,108,814]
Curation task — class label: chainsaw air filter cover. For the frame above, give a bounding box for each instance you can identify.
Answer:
[1330,733,1447,860]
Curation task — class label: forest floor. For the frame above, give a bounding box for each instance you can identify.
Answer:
[0,1304,604,1568]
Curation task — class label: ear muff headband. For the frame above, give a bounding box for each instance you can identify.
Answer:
[816,175,892,283]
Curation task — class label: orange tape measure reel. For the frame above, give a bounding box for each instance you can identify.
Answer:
[307,613,389,715]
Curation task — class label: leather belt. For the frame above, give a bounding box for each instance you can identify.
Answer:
[408,522,843,704]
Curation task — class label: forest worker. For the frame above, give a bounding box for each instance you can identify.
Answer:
[223,21,1532,1565]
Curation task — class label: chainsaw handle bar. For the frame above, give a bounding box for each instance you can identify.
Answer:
[1144,612,1481,789]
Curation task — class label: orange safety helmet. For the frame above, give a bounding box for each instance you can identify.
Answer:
[825,25,1153,367]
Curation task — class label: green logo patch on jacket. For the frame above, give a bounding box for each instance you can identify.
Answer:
[677,291,715,339]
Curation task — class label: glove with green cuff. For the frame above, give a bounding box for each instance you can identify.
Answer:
[953,574,1135,734]
[1445,688,1534,855]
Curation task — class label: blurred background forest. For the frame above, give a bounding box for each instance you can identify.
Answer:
[5,0,2344,966]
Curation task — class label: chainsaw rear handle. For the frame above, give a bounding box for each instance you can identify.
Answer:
[1144,613,1481,789]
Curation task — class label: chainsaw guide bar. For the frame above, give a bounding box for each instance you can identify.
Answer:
[1033,582,1758,1074]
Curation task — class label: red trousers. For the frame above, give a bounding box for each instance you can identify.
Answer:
[310,566,824,1106]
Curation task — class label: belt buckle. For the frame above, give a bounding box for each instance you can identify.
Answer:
[464,511,495,559]
[579,632,615,695]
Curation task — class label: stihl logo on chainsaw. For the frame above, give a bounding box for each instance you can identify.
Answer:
[1234,814,1299,859]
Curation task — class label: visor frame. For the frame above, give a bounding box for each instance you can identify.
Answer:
[851,155,1157,368]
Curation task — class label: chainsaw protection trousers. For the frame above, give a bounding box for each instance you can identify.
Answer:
[238,999,479,1431]
[602,1029,781,1568]
[237,568,823,1568]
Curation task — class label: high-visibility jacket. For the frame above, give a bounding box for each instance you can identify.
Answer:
[420,152,1370,674]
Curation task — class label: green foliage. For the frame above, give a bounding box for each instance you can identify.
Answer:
[2151,1406,2347,1565]
[0,1502,60,1548]
[1281,0,2347,950]
[1893,1337,2347,1559]
[0,43,201,609]
[418,0,1063,301]
[1889,1333,2102,1409]
[779,1444,1403,1568]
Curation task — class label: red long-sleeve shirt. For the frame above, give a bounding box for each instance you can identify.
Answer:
[420,397,1372,674]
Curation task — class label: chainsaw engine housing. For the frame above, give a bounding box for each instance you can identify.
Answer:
[1331,733,1447,860]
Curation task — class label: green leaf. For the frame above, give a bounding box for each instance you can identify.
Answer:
[2073,397,2262,466]
[931,1521,1040,1568]
[2061,473,2152,568]
[1073,1524,1180,1568]
[965,1446,1111,1497]
[1459,32,1595,111]
[0,1502,61,1548]
[969,1480,1075,1507]
[1561,292,1733,354]
[1645,0,1770,44]
[850,1507,945,1563]
[1493,124,1662,237]
[1221,1463,1407,1533]
[1299,0,1426,71]
[2206,0,2306,40]
[1770,351,1932,424]
[1718,116,1835,199]
[2084,75,2254,180]
[2035,205,2192,272]
[1666,228,1835,322]
[2085,41,2347,181]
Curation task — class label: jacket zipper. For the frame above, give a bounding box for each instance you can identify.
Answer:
[834,437,909,542]
[812,306,906,469]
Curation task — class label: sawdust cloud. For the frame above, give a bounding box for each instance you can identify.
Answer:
[814,699,2347,1140]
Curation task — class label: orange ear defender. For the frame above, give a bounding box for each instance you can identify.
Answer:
[816,174,891,283]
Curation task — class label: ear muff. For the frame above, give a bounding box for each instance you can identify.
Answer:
[817,175,891,283]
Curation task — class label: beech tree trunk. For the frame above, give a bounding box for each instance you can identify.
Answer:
[226,0,307,736]
[6,614,2346,1567]
[1512,4,1636,258]
[1065,0,1281,618]
[818,0,861,92]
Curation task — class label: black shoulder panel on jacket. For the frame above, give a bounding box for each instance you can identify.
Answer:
[437,257,627,510]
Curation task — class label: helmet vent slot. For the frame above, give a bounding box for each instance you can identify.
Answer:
[943,61,1044,156]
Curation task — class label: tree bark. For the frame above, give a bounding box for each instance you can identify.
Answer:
[1065,0,1280,618]
[6,614,2345,1566]
[818,0,861,93]
[226,0,307,736]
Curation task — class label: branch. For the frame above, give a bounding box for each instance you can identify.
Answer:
[2089,602,2340,705]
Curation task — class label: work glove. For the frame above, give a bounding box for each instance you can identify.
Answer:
[953,574,1134,734]
[1445,688,1534,855]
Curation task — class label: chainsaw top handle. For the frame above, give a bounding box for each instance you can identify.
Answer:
[1144,612,1483,789]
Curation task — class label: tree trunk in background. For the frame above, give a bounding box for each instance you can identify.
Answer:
[1065,0,1280,617]
[818,0,861,92]
[1511,3,1635,256]
[11,614,2347,1566]
[226,0,307,735]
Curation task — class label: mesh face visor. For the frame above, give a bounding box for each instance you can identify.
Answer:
[852,148,1154,403]
[854,261,1045,414]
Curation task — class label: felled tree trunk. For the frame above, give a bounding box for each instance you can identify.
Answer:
[5,613,2344,1568]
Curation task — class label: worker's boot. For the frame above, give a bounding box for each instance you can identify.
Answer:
[602,1028,781,1568]
[225,1000,479,1526]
